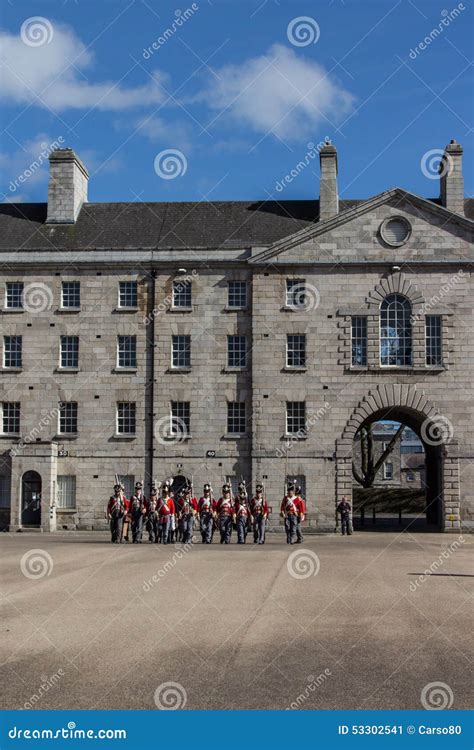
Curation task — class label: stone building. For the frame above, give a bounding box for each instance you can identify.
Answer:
[0,141,472,533]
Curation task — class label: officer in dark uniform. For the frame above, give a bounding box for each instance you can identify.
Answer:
[198,484,215,544]
[145,486,159,543]
[337,496,353,535]
[129,481,146,543]
[250,483,269,545]
[107,484,125,543]
[280,482,299,544]
[216,483,234,544]
[234,481,250,544]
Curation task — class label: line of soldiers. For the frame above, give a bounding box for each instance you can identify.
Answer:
[107,479,306,546]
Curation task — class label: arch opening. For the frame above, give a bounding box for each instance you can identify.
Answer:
[21,470,42,526]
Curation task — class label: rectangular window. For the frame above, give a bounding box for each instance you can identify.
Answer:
[59,402,78,434]
[57,476,76,509]
[2,402,20,434]
[6,282,24,309]
[119,281,138,308]
[227,402,246,434]
[171,401,190,437]
[227,335,247,368]
[287,334,306,367]
[0,475,12,508]
[172,335,191,368]
[117,402,136,435]
[117,475,135,499]
[117,336,137,368]
[426,315,442,366]
[172,280,192,308]
[406,471,415,482]
[60,336,79,369]
[286,401,306,436]
[228,281,247,309]
[61,282,80,309]
[351,316,367,366]
[384,462,393,480]
[4,336,22,368]
[286,279,305,308]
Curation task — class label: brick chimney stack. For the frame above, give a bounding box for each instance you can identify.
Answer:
[46,148,89,224]
[319,141,339,221]
[439,139,464,216]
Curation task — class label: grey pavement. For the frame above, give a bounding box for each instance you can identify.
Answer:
[0,531,472,710]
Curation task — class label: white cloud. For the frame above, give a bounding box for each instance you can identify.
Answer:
[0,22,167,111]
[134,116,195,152]
[200,43,355,141]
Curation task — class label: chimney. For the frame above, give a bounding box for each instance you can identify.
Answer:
[47,149,88,224]
[319,141,339,221]
[439,139,464,216]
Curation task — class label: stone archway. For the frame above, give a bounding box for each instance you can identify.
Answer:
[335,385,460,532]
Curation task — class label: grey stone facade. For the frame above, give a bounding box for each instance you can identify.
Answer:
[0,143,472,533]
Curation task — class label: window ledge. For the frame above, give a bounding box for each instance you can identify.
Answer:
[168,306,193,313]
[54,434,78,440]
[0,433,20,438]
[348,365,446,373]
[283,433,307,441]
[222,367,248,373]
[56,307,81,314]
[55,367,80,374]
[0,367,22,373]
[112,434,136,440]
[281,305,302,312]
[1,308,24,314]
[223,433,249,439]
[56,507,77,513]
[282,366,307,372]
[163,434,193,441]
[167,367,192,374]
[112,367,138,373]
[224,306,248,312]
[113,307,139,313]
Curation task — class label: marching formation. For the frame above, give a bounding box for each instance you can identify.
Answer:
[106,478,314,545]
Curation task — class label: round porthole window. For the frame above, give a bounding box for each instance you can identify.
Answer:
[380,216,411,247]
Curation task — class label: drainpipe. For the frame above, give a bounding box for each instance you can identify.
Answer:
[145,268,157,490]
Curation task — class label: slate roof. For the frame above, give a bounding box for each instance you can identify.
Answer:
[0,198,472,251]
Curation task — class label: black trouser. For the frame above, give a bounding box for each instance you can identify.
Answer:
[109,515,123,543]
[147,513,159,542]
[285,514,297,544]
[131,512,143,543]
[236,516,248,544]
[200,513,214,543]
[219,515,232,544]
[181,514,195,544]
[296,518,303,543]
[341,516,352,535]
[254,513,266,544]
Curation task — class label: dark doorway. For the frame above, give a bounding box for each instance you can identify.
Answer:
[21,471,42,526]
[171,475,191,497]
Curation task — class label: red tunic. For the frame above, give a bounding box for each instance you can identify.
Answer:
[198,496,216,514]
[176,496,198,515]
[294,496,306,518]
[216,497,234,516]
[158,498,175,518]
[107,495,125,516]
[250,497,269,516]
[280,495,299,515]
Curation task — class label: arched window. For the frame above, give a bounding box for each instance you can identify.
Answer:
[380,294,412,366]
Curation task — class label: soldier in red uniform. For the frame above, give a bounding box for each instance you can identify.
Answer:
[198,483,216,544]
[280,482,299,545]
[295,484,306,544]
[129,482,146,544]
[107,484,125,543]
[250,482,269,545]
[145,486,159,543]
[234,481,250,544]
[178,485,198,544]
[119,484,130,543]
[158,482,175,544]
[216,483,234,544]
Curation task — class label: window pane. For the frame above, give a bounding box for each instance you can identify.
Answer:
[171,401,190,436]
[227,335,246,368]
[57,476,76,508]
[4,336,22,368]
[380,294,412,366]
[172,335,191,368]
[351,317,367,366]
[172,280,191,308]
[286,401,306,435]
[287,334,306,367]
[227,402,246,434]
[62,282,80,308]
[6,282,24,309]
[60,336,79,368]
[0,475,11,508]
[119,281,138,308]
[2,402,20,434]
[228,281,247,308]
[117,336,137,368]
[59,402,78,434]
[426,315,442,366]
[286,279,306,308]
[117,402,136,434]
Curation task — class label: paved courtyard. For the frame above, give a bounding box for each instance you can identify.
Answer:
[0,531,472,711]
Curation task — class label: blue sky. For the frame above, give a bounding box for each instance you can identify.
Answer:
[0,0,472,204]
